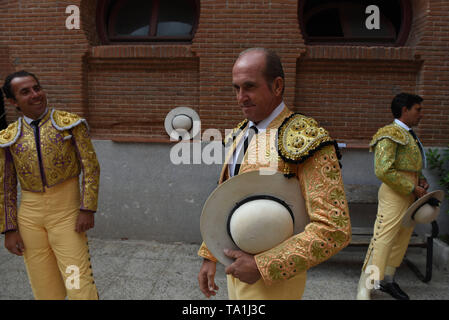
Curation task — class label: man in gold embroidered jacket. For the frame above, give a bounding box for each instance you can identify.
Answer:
[357,93,428,300]
[0,70,100,299]
[197,48,351,299]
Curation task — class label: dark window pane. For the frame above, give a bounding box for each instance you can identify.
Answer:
[302,0,403,44]
[157,0,195,36]
[306,8,343,37]
[113,0,152,36]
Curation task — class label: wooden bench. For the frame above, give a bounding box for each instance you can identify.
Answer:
[346,184,438,283]
[349,224,439,283]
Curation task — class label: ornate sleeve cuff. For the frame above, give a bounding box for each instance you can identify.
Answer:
[198,242,218,262]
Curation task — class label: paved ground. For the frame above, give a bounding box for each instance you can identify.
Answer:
[1,235,448,300]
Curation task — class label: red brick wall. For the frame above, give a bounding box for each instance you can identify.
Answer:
[191,0,304,134]
[0,0,88,119]
[413,0,449,145]
[0,46,13,83]
[87,57,199,140]
[0,0,448,146]
[295,57,422,142]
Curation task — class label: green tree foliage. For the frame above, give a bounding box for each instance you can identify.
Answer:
[427,145,449,209]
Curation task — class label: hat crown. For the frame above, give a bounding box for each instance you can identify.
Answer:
[229,199,294,254]
[172,114,193,131]
[402,190,445,227]
[414,204,440,224]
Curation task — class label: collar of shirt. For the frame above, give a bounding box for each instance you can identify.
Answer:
[394,118,427,168]
[394,119,411,131]
[23,107,49,125]
[248,102,285,133]
[229,102,285,176]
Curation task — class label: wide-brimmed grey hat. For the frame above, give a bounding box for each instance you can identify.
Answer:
[402,190,445,228]
[200,170,309,266]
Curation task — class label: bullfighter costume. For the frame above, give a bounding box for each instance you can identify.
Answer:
[198,103,351,299]
[0,108,100,299]
[358,119,425,298]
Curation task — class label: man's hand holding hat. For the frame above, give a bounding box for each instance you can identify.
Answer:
[198,259,219,298]
[224,249,261,284]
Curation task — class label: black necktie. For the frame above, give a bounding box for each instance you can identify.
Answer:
[234,126,258,176]
[31,119,46,185]
[409,129,424,155]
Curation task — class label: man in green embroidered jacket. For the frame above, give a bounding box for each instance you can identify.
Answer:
[357,93,429,300]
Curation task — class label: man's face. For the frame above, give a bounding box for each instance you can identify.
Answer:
[232,51,282,123]
[8,76,47,120]
[402,103,423,127]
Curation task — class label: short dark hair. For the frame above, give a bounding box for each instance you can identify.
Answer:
[239,48,285,94]
[391,93,423,118]
[2,70,40,100]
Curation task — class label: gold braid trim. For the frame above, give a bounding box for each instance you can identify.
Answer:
[223,119,248,147]
[0,121,20,147]
[51,109,88,132]
[278,114,334,177]
[197,242,218,262]
[369,123,408,152]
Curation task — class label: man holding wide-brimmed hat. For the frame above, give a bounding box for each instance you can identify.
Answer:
[197,48,351,300]
[357,93,432,300]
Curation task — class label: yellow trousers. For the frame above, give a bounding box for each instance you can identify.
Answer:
[17,177,98,300]
[227,272,306,300]
[362,183,415,280]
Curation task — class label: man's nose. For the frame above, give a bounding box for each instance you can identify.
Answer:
[237,89,247,103]
[30,89,40,97]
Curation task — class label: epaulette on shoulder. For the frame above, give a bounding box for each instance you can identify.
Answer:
[0,120,21,148]
[369,123,409,151]
[51,109,88,132]
[223,119,248,146]
[278,113,336,164]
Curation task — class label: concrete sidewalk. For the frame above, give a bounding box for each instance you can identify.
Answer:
[1,235,448,300]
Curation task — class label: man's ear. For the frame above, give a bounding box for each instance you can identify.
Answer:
[7,98,20,111]
[401,105,408,117]
[273,77,284,97]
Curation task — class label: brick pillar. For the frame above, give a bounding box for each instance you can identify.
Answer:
[191,0,305,133]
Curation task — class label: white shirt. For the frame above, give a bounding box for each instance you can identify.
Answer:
[23,107,49,125]
[394,119,427,168]
[229,102,285,177]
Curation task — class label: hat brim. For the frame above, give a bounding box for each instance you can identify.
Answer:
[164,107,200,140]
[200,170,309,266]
[402,190,445,227]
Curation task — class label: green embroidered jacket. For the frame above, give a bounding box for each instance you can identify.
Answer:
[370,122,425,195]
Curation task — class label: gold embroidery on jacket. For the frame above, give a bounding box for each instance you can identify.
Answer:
[198,107,351,285]
[0,148,18,232]
[0,121,20,146]
[369,123,408,151]
[254,145,351,285]
[278,114,332,163]
[0,109,100,233]
[370,123,423,195]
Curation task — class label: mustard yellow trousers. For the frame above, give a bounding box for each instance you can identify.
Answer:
[227,272,306,300]
[17,177,98,300]
[362,183,415,280]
